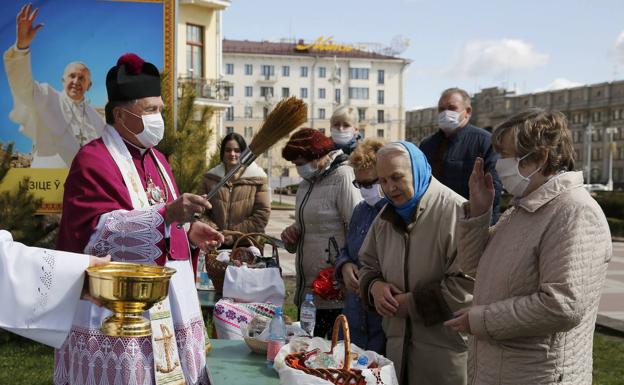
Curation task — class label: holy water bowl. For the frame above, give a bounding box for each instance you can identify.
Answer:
[87,262,176,337]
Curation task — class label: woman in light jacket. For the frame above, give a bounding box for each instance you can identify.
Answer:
[445,108,612,384]
[280,128,362,338]
[359,141,474,385]
[203,133,270,246]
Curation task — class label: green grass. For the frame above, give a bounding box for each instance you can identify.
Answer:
[270,200,295,210]
[3,279,623,384]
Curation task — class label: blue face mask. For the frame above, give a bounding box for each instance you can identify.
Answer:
[296,162,318,179]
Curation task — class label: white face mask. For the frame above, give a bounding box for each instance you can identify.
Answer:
[495,153,542,198]
[360,183,383,206]
[123,109,165,148]
[438,110,463,133]
[331,127,355,145]
[296,162,318,179]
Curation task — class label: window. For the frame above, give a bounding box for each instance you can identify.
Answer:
[319,67,326,78]
[592,111,602,122]
[244,64,253,75]
[377,129,385,138]
[377,110,385,123]
[282,66,290,77]
[377,90,385,105]
[318,88,326,99]
[377,69,385,84]
[185,24,203,78]
[226,126,234,134]
[282,87,290,98]
[358,108,366,122]
[225,63,234,75]
[319,108,326,119]
[244,126,253,138]
[349,68,369,80]
[335,89,341,104]
[263,107,269,119]
[244,106,253,119]
[225,106,234,121]
[224,85,234,97]
[336,68,342,77]
[261,65,275,79]
[319,128,326,135]
[349,87,369,100]
[260,86,274,98]
[614,109,621,120]
[245,86,253,97]
[300,66,308,77]
[300,87,308,99]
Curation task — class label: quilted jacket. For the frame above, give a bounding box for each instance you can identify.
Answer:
[456,171,612,385]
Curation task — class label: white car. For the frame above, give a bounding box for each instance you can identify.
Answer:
[583,183,610,192]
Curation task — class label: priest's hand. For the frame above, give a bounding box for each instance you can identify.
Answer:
[81,255,111,306]
[165,193,212,225]
[188,221,224,251]
[370,280,402,317]
[16,4,44,50]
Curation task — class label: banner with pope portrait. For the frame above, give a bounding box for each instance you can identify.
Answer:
[0,0,174,213]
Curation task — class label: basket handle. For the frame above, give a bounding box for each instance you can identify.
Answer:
[329,314,351,371]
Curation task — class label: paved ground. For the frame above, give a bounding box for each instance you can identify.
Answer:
[265,208,624,327]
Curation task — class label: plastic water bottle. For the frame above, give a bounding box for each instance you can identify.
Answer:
[300,293,316,336]
[266,307,286,368]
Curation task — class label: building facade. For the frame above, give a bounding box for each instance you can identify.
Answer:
[222,38,409,179]
[177,0,232,157]
[406,81,624,187]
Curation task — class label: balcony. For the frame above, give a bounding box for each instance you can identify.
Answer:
[179,0,231,10]
[257,74,278,84]
[178,76,232,110]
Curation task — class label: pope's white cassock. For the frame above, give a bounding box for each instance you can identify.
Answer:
[3,45,105,168]
[0,230,89,348]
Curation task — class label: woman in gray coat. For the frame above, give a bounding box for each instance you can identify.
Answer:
[280,128,362,338]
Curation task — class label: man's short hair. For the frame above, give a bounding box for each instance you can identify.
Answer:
[439,87,471,108]
[62,61,91,79]
[104,99,136,125]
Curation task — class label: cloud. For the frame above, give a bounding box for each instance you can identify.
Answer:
[445,39,549,78]
[533,78,583,93]
[616,31,624,65]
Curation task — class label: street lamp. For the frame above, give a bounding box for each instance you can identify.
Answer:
[606,127,618,191]
[585,122,594,184]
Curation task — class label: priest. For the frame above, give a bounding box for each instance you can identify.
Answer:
[3,4,105,168]
[56,52,223,385]
[0,230,109,348]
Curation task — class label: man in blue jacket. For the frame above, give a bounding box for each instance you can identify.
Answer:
[419,88,502,223]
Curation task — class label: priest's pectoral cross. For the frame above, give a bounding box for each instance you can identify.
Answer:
[75,130,88,147]
[155,324,179,374]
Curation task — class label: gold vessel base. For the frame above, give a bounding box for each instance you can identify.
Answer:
[101,313,152,337]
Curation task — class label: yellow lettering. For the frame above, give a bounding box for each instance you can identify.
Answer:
[295,36,354,52]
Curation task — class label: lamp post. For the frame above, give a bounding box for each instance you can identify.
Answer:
[606,127,618,191]
[585,123,594,184]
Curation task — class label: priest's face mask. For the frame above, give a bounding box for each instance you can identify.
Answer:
[116,97,165,148]
[62,62,92,102]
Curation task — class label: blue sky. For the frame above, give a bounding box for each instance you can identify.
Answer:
[223,0,624,109]
[0,0,163,153]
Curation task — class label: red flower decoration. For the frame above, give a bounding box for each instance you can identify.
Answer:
[117,53,144,75]
[312,267,343,301]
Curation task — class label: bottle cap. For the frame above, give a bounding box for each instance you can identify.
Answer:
[305,293,313,301]
[274,307,282,316]
[357,355,369,366]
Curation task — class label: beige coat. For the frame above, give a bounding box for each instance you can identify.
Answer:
[291,150,362,309]
[359,177,474,385]
[457,171,612,385]
[203,162,270,237]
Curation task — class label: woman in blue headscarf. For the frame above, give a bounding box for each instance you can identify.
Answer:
[358,141,475,385]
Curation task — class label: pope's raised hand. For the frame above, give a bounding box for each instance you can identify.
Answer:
[165,193,211,225]
[16,3,44,50]
[468,157,495,218]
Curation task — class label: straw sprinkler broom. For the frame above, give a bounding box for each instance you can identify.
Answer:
[178,96,307,227]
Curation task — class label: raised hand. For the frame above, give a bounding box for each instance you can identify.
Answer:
[468,157,495,218]
[16,3,44,50]
[165,193,212,225]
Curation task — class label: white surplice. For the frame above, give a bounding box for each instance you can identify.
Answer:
[3,45,105,168]
[0,230,89,348]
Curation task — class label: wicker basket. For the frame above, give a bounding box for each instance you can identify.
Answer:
[205,232,281,293]
[244,335,269,354]
[284,315,366,385]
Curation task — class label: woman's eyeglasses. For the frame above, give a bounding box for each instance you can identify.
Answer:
[352,179,379,189]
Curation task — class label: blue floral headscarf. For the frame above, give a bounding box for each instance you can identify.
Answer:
[385,141,432,223]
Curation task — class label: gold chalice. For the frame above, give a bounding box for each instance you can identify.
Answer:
[87,262,176,337]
